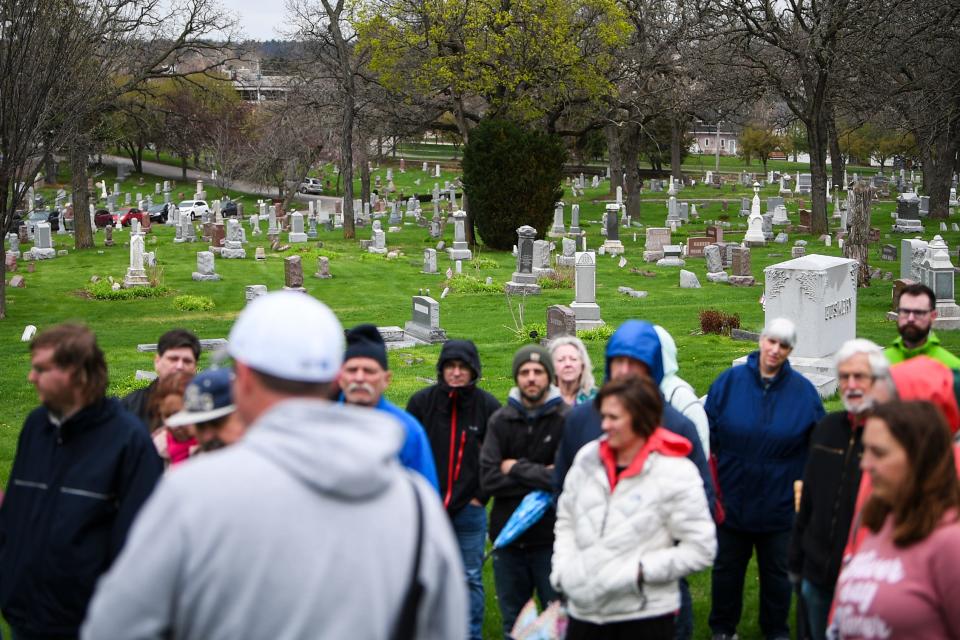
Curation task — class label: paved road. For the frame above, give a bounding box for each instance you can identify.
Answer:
[100,155,342,209]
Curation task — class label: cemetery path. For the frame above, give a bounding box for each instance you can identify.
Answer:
[100,155,342,208]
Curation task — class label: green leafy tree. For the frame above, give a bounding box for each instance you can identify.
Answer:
[462,119,565,250]
[738,126,782,172]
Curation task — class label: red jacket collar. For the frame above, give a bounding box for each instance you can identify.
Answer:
[599,427,693,491]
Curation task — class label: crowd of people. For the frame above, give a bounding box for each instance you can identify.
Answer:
[0,280,958,639]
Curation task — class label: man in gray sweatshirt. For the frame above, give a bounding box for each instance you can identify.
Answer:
[83,292,468,640]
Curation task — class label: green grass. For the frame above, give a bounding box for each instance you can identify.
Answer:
[3,167,954,639]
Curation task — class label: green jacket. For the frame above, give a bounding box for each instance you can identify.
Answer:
[885,331,960,369]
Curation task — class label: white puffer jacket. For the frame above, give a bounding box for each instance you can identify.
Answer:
[551,434,717,624]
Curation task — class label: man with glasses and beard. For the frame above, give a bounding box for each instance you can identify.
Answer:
[339,324,439,490]
[788,339,891,640]
[481,345,569,636]
[886,283,960,368]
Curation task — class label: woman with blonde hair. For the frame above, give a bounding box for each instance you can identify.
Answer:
[548,335,596,406]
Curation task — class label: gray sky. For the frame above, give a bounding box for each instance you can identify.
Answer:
[224,0,287,41]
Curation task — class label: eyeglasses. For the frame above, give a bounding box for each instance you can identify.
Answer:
[837,372,874,382]
[897,308,932,318]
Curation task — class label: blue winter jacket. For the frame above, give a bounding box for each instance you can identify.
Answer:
[0,398,162,637]
[553,320,716,516]
[339,394,440,491]
[705,351,825,532]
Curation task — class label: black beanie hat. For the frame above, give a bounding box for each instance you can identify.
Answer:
[512,344,555,383]
[344,324,388,370]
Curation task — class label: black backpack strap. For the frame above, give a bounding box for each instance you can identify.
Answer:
[390,478,426,640]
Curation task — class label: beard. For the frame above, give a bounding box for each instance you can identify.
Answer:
[521,385,548,404]
[842,389,873,414]
[899,322,931,345]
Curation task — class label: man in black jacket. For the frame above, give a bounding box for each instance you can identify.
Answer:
[121,328,200,428]
[406,339,500,640]
[789,339,890,640]
[481,344,568,636]
[0,323,162,639]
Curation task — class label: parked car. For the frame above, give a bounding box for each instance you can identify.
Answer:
[299,178,324,194]
[178,200,210,220]
[119,208,146,226]
[93,209,114,228]
[222,200,238,217]
[46,209,60,232]
[147,202,170,223]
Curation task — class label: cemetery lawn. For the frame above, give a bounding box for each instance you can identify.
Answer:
[4,171,959,639]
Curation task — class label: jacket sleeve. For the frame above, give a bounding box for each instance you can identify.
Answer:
[550,458,585,596]
[640,459,717,584]
[479,417,525,496]
[553,411,583,495]
[83,480,184,640]
[507,458,554,491]
[109,427,163,561]
[670,385,710,457]
[398,417,440,493]
[405,389,428,425]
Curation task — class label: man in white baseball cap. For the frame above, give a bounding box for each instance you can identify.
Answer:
[83,291,469,640]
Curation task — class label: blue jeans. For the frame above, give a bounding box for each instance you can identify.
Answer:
[709,525,792,639]
[801,579,834,640]
[492,544,558,637]
[451,503,487,640]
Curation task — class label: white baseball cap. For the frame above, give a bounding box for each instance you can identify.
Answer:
[228,291,344,382]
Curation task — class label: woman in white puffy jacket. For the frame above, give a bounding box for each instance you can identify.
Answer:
[551,374,717,639]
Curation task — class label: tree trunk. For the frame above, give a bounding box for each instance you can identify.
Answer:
[844,181,871,287]
[605,123,623,196]
[71,142,94,249]
[0,183,7,318]
[180,156,188,180]
[339,100,356,240]
[43,138,57,185]
[622,123,642,221]
[670,116,683,181]
[357,133,371,208]
[827,114,845,188]
[925,123,954,219]
[806,113,830,235]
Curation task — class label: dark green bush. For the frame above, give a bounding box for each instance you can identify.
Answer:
[462,119,566,250]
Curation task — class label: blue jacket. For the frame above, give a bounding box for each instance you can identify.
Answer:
[554,320,716,515]
[705,351,825,532]
[0,398,162,637]
[339,394,440,491]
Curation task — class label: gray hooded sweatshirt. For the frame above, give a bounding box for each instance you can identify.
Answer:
[82,399,468,640]
[655,326,710,456]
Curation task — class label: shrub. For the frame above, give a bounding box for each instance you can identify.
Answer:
[578,325,615,342]
[173,295,215,311]
[699,308,741,335]
[537,268,574,289]
[445,274,501,294]
[462,118,566,250]
[85,281,170,300]
[470,256,500,270]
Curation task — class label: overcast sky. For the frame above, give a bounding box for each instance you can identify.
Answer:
[225,0,287,41]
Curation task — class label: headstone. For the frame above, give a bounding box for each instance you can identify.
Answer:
[644,227,670,262]
[680,270,701,288]
[792,245,807,259]
[570,251,603,330]
[282,255,305,291]
[602,203,624,256]
[403,296,448,343]
[729,246,755,286]
[556,237,577,267]
[9,275,25,288]
[705,245,724,274]
[797,173,812,194]
[422,248,438,274]
[505,225,542,295]
[369,228,387,254]
[222,219,247,259]
[892,218,923,233]
[549,202,566,237]
[896,191,920,219]
[245,285,268,304]
[210,223,226,251]
[881,244,897,261]
[25,223,55,260]
[532,240,554,278]
[191,251,221,282]
[686,237,711,258]
[6,232,20,258]
[123,233,150,287]
[744,182,766,246]
[569,204,582,236]
[915,236,960,329]
[447,211,472,260]
[657,244,685,268]
[546,305,577,340]
[288,212,308,243]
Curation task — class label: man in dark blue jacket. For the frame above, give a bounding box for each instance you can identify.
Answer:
[0,324,162,639]
[706,318,825,640]
[554,320,715,640]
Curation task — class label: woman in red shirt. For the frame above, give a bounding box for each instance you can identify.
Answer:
[831,400,960,639]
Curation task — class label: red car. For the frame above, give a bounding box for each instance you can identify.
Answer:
[119,208,146,226]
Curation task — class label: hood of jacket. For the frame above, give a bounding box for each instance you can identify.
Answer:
[604,320,665,384]
[891,355,960,432]
[436,339,483,387]
[243,399,405,500]
[506,385,565,415]
[655,326,679,378]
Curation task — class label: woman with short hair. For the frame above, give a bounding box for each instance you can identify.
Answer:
[831,400,960,639]
[551,374,716,640]
[548,336,596,406]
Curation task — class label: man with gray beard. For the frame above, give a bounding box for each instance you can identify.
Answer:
[339,324,439,490]
[787,339,891,640]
